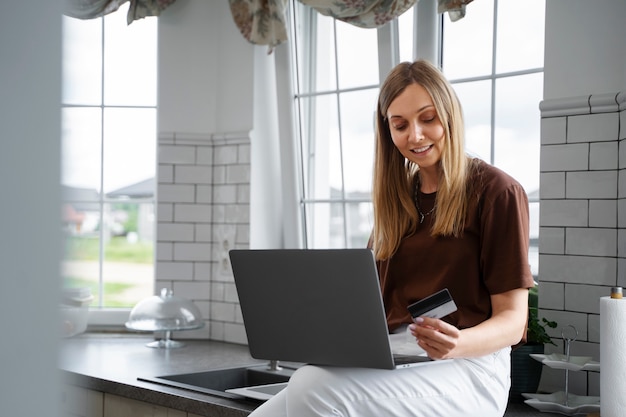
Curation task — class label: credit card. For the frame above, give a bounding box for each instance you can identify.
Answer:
[407,288,457,319]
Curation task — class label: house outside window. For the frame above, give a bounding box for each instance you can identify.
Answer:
[289,0,544,276]
[61,3,157,316]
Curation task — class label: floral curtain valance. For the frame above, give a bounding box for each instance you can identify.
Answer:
[229,0,474,51]
[64,0,474,50]
[64,0,176,24]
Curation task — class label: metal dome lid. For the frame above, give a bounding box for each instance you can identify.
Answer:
[125,288,205,332]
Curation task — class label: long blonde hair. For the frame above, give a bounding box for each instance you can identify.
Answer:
[371,60,474,260]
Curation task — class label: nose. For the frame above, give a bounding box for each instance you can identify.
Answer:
[408,122,424,143]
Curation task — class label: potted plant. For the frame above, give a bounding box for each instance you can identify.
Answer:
[509,284,558,402]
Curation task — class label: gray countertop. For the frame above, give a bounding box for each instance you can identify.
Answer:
[59,333,268,416]
[59,333,563,417]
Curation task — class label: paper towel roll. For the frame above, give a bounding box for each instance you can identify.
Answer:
[600,296,626,417]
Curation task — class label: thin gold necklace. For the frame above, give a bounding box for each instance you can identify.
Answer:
[414,178,436,224]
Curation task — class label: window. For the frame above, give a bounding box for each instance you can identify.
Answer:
[61,4,157,315]
[289,1,380,249]
[289,0,544,275]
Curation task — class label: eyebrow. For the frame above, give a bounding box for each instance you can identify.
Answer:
[388,104,434,119]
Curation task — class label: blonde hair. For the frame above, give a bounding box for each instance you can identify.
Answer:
[371,60,475,260]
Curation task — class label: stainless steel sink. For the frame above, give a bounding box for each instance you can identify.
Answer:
[139,363,296,400]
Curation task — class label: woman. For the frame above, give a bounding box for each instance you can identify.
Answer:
[249,60,534,417]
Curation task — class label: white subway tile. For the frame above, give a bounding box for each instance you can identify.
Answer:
[196,146,213,165]
[539,227,565,254]
[238,143,251,164]
[539,254,616,286]
[224,203,250,224]
[225,164,250,184]
[541,117,566,145]
[537,281,564,310]
[540,200,588,227]
[224,282,239,303]
[156,242,173,261]
[214,145,238,165]
[210,301,236,322]
[196,185,212,203]
[590,141,618,170]
[195,224,212,242]
[174,203,212,223]
[589,200,617,228]
[172,280,211,300]
[157,203,173,222]
[568,113,619,143]
[541,143,589,172]
[214,184,238,203]
[157,223,195,242]
[566,170,617,199]
[565,284,612,314]
[175,165,213,184]
[158,184,195,203]
[566,228,616,257]
[174,242,212,261]
[223,322,247,345]
[159,145,196,164]
[540,172,565,198]
[193,262,212,281]
[158,164,174,183]
[237,184,250,204]
[156,261,194,280]
[212,165,226,184]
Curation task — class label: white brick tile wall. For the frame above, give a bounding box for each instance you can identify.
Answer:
[539,254,615,285]
[156,242,173,261]
[589,200,617,227]
[540,117,566,145]
[566,171,617,199]
[540,172,565,198]
[540,200,588,227]
[156,133,251,345]
[159,145,197,164]
[541,143,589,171]
[567,113,619,143]
[539,227,565,254]
[589,141,618,170]
[539,92,624,396]
[156,261,194,280]
[564,284,611,314]
[157,203,173,222]
[157,223,195,242]
[565,228,616,257]
[175,165,213,184]
[157,184,195,203]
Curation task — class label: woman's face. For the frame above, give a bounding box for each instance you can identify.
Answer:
[386,83,445,172]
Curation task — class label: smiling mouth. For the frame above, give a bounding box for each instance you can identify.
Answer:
[411,145,432,154]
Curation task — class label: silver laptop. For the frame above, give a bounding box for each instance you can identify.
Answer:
[226,249,430,399]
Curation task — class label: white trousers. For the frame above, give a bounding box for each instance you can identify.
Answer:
[249,347,511,417]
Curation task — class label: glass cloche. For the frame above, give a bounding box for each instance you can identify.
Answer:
[126,288,205,348]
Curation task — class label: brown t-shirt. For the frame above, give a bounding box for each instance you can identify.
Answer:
[377,160,535,333]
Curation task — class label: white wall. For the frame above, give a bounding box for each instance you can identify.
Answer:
[156,0,257,344]
[0,1,62,416]
[158,0,254,135]
[539,0,626,396]
[544,0,626,99]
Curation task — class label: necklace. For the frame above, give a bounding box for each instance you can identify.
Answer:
[414,177,436,224]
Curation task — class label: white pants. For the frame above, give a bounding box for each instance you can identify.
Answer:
[249,347,511,417]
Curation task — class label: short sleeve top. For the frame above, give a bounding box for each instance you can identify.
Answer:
[377,160,535,332]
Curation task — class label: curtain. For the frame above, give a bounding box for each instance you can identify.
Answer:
[64,0,176,24]
[229,0,475,51]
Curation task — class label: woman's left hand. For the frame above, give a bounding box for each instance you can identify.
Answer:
[408,317,461,360]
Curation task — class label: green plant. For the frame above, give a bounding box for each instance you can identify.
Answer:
[527,285,558,345]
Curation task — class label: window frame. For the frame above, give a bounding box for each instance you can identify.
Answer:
[61,8,158,327]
